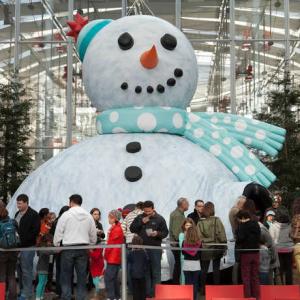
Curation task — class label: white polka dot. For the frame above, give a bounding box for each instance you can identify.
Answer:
[210,144,222,156]
[232,166,240,174]
[255,129,266,140]
[109,111,119,123]
[235,120,247,132]
[223,137,231,145]
[188,113,200,123]
[245,165,256,176]
[212,131,220,139]
[244,137,252,145]
[112,127,127,133]
[137,113,157,131]
[223,116,231,124]
[134,106,144,109]
[158,128,168,133]
[252,119,259,125]
[162,106,172,110]
[97,121,102,134]
[249,152,256,160]
[211,116,218,123]
[185,123,191,130]
[230,146,244,158]
[173,113,183,129]
[193,128,204,138]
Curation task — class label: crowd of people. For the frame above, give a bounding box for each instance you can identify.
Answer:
[0,192,300,300]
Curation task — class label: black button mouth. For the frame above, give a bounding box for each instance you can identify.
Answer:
[126,142,141,153]
[125,166,142,182]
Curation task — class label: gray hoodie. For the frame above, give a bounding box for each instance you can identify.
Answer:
[269,221,294,251]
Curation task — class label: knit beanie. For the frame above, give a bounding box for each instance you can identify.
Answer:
[109,209,122,221]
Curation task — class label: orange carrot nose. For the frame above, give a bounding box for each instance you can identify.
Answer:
[140,45,158,69]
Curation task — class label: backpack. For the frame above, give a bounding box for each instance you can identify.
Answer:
[0,218,20,248]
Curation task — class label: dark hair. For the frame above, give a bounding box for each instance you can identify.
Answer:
[69,194,82,206]
[39,208,50,219]
[195,200,204,206]
[90,208,101,215]
[0,207,8,219]
[143,201,154,209]
[132,235,144,245]
[16,194,29,203]
[58,206,69,217]
[243,199,256,215]
[292,198,300,216]
[136,202,144,210]
[237,210,251,220]
[275,208,290,224]
[203,201,215,217]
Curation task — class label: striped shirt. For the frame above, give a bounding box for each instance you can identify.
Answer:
[121,209,143,243]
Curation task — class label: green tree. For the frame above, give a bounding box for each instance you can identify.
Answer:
[255,78,300,206]
[0,78,32,204]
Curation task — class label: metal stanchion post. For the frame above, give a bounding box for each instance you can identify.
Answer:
[121,243,127,300]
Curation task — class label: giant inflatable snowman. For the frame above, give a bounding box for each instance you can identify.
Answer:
[8,15,286,236]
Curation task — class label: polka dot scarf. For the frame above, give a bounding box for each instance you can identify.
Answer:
[96,106,286,187]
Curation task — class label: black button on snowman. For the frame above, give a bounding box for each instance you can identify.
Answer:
[125,141,143,182]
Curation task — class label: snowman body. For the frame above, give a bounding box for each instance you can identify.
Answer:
[7,14,284,244]
[8,133,247,236]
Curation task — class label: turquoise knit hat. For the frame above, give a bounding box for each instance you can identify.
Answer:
[77,19,112,61]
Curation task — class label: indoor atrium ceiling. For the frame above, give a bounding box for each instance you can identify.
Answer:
[0,0,300,112]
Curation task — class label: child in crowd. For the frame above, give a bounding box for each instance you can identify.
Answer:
[269,209,294,284]
[128,235,149,300]
[259,243,271,284]
[37,208,51,245]
[104,210,124,300]
[36,233,53,300]
[236,210,261,299]
[89,247,105,296]
[180,218,201,300]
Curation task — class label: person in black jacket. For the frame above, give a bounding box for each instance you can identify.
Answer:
[14,194,40,300]
[130,200,169,298]
[187,200,205,225]
[236,210,261,299]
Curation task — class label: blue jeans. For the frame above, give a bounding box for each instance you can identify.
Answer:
[259,272,270,285]
[60,249,88,300]
[19,250,35,299]
[146,249,162,298]
[104,264,121,300]
[184,271,200,300]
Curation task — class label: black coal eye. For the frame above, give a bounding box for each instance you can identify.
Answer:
[160,33,177,51]
[118,32,134,50]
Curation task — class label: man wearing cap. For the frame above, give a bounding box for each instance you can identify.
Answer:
[54,194,97,300]
[104,209,124,300]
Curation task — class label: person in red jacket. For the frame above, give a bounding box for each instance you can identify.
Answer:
[89,248,105,296]
[104,210,124,300]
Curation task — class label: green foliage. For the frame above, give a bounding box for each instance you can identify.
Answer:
[255,79,300,206]
[0,79,32,204]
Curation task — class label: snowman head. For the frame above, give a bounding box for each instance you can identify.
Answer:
[78,15,198,111]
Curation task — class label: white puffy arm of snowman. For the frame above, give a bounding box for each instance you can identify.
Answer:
[73,15,286,188]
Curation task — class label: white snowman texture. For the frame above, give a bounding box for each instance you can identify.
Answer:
[83,15,198,110]
[8,134,248,238]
